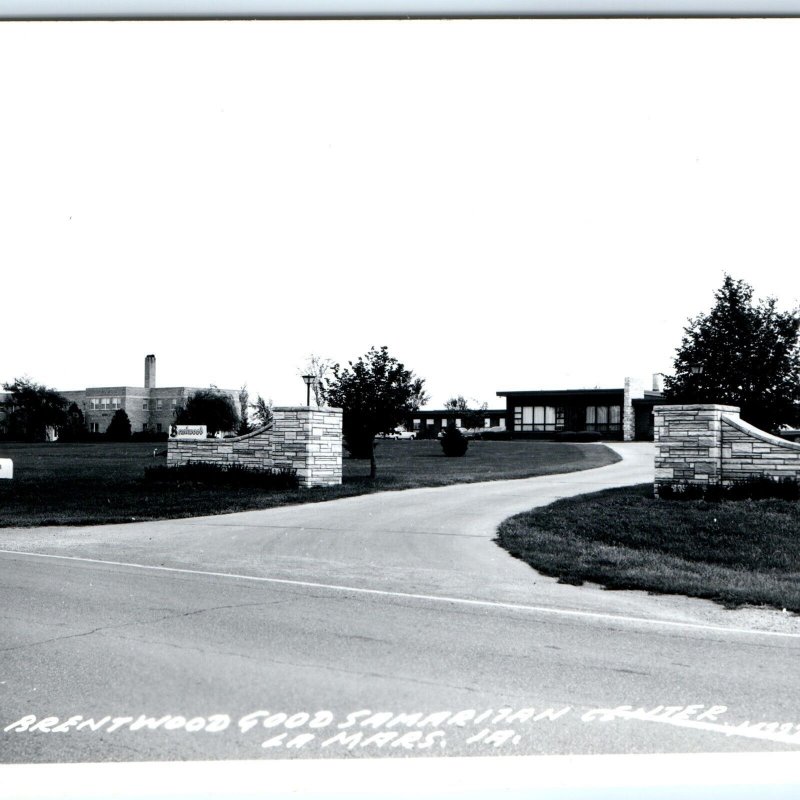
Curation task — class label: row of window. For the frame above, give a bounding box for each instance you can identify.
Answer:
[89,397,122,410]
[513,405,622,432]
[513,406,566,432]
[90,422,164,433]
[87,398,179,412]
[585,405,622,431]
[411,418,501,430]
[142,399,177,411]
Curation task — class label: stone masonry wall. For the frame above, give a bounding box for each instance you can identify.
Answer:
[623,378,634,442]
[720,412,800,482]
[654,404,800,493]
[270,407,343,487]
[167,406,342,487]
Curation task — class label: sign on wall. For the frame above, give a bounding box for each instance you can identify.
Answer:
[0,458,13,480]
[169,424,207,440]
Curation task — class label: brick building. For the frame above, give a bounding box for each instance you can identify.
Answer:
[60,355,240,436]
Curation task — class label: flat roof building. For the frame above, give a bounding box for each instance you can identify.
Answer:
[497,376,665,441]
[403,408,507,437]
[60,355,240,436]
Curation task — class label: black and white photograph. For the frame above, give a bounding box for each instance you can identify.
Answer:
[1,16,800,799]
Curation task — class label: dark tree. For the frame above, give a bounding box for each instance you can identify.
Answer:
[663,275,800,432]
[0,377,70,442]
[323,346,428,478]
[58,402,87,442]
[106,409,132,441]
[176,388,240,436]
[443,395,488,429]
[237,385,253,435]
[251,395,273,428]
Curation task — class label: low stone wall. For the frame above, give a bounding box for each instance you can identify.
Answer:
[654,404,800,492]
[167,406,342,487]
[720,412,800,482]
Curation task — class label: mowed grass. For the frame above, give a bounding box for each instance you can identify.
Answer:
[0,440,619,528]
[496,484,800,613]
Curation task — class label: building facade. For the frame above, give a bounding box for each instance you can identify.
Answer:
[402,409,507,436]
[497,377,665,441]
[60,355,240,435]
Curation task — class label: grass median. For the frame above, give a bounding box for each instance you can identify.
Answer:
[496,484,800,613]
[0,439,619,528]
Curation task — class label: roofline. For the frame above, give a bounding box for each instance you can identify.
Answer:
[411,408,506,414]
[497,388,625,397]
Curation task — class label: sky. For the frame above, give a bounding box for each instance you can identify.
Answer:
[1,19,799,410]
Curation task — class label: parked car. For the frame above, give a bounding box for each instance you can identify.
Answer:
[436,426,472,439]
[375,428,416,440]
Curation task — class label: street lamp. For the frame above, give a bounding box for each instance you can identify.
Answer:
[302,374,314,406]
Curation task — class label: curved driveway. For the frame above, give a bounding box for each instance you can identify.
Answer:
[1,443,796,634]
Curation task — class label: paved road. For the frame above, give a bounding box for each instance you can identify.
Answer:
[1,443,799,769]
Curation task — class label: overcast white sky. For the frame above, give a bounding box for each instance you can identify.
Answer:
[1,20,799,409]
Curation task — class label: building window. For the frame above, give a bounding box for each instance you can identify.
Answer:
[90,398,99,410]
[484,417,491,428]
[585,405,622,432]
[412,418,421,431]
[157,399,163,410]
[111,397,121,409]
[513,406,565,432]
[90,422,100,433]
[142,400,148,411]
[156,423,162,433]
[171,398,177,407]
[100,397,110,408]
[426,419,435,426]
[455,418,462,428]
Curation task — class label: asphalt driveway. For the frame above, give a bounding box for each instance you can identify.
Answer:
[1,442,796,636]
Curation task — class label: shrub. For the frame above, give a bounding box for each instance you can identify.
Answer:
[658,475,800,502]
[144,462,299,490]
[440,426,469,457]
[131,430,169,443]
[572,431,604,442]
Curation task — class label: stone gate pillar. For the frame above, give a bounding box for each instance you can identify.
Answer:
[653,404,736,492]
[271,406,343,487]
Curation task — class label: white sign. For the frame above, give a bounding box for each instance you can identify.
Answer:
[169,424,207,440]
[0,458,12,480]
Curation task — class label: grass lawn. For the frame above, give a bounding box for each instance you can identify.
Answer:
[0,439,619,528]
[496,484,800,613]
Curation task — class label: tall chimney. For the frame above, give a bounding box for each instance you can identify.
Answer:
[144,354,156,389]
[652,373,664,393]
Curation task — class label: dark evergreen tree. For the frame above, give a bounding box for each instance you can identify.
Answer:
[663,275,800,432]
[323,346,428,478]
[250,395,273,428]
[237,385,253,435]
[59,402,87,442]
[106,409,132,441]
